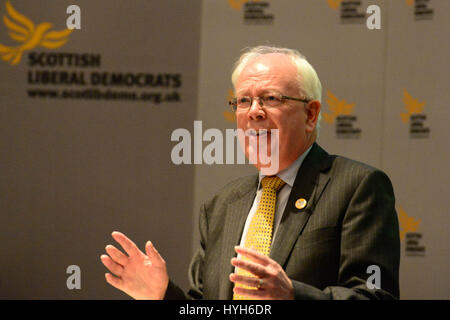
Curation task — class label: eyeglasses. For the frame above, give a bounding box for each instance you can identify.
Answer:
[228,93,310,112]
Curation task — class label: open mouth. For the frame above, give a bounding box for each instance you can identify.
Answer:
[248,129,269,137]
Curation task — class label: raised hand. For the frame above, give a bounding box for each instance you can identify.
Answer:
[100,231,169,300]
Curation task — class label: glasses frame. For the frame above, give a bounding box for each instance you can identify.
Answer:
[228,93,311,112]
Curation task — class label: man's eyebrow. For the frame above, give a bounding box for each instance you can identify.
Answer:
[236,88,282,95]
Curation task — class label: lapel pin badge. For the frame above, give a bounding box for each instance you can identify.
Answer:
[295,198,307,210]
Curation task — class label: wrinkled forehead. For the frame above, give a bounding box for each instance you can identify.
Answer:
[236,53,299,93]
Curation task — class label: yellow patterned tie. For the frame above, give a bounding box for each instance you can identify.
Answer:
[233,176,286,300]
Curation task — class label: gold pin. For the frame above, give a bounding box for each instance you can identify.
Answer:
[295,198,307,210]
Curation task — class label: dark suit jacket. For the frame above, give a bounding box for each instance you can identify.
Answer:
[165,143,400,299]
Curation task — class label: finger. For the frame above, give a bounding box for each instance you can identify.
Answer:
[233,286,266,299]
[111,231,141,257]
[234,246,270,266]
[105,273,124,290]
[229,273,260,289]
[145,241,163,265]
[105,245,128,266]
[100,254,124,277]
[231,257,268,278]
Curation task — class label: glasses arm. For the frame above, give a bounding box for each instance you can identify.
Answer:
[281,95,311,104]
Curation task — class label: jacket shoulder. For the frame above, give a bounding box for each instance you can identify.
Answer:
[330,155,387,179]
[203,174,258,209]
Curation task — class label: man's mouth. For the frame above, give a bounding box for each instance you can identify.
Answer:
[248,129,270,137]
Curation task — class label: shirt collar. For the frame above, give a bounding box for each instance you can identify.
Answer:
[258,145,313,189]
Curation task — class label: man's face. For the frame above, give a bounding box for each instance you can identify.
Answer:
[235,53,319,173]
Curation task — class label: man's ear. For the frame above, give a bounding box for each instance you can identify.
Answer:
[305,100,321,133]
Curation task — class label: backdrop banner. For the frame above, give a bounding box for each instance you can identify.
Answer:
[0,0,200,299]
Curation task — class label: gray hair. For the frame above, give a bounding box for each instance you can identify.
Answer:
[231,45,322,131]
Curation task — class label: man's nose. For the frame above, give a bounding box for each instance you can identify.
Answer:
[247,98,266,120]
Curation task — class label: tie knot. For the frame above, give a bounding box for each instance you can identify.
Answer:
[261,176,286,192]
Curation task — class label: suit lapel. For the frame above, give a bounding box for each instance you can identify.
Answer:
[218,176,258,299]
[270,143,334,268]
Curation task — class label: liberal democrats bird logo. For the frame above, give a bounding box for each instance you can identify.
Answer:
[0,1,72,65]
[323,90,355,124]
[327,0,344,9]
[397,206,421,241]
[400,89,426,123]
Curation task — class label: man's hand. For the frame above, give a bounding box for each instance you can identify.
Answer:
[229,246,294,300]
[100,231,169,300]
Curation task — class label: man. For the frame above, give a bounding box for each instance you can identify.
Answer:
[100,46,400,300]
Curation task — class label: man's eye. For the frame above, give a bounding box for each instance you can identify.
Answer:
[265,95,277,101]
[238,97,251,104]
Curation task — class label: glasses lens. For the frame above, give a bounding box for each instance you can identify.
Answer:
[237,96,251,109]
[235,94,283,109]
[262,94,282,107]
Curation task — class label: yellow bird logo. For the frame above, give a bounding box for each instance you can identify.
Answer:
[223,88,236,123]
[401,89,426,123]
[0,0,73,65]
[397,206,421,241]
[405,0,414,6]
[322,90,355,124]
[327,0,344,10]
